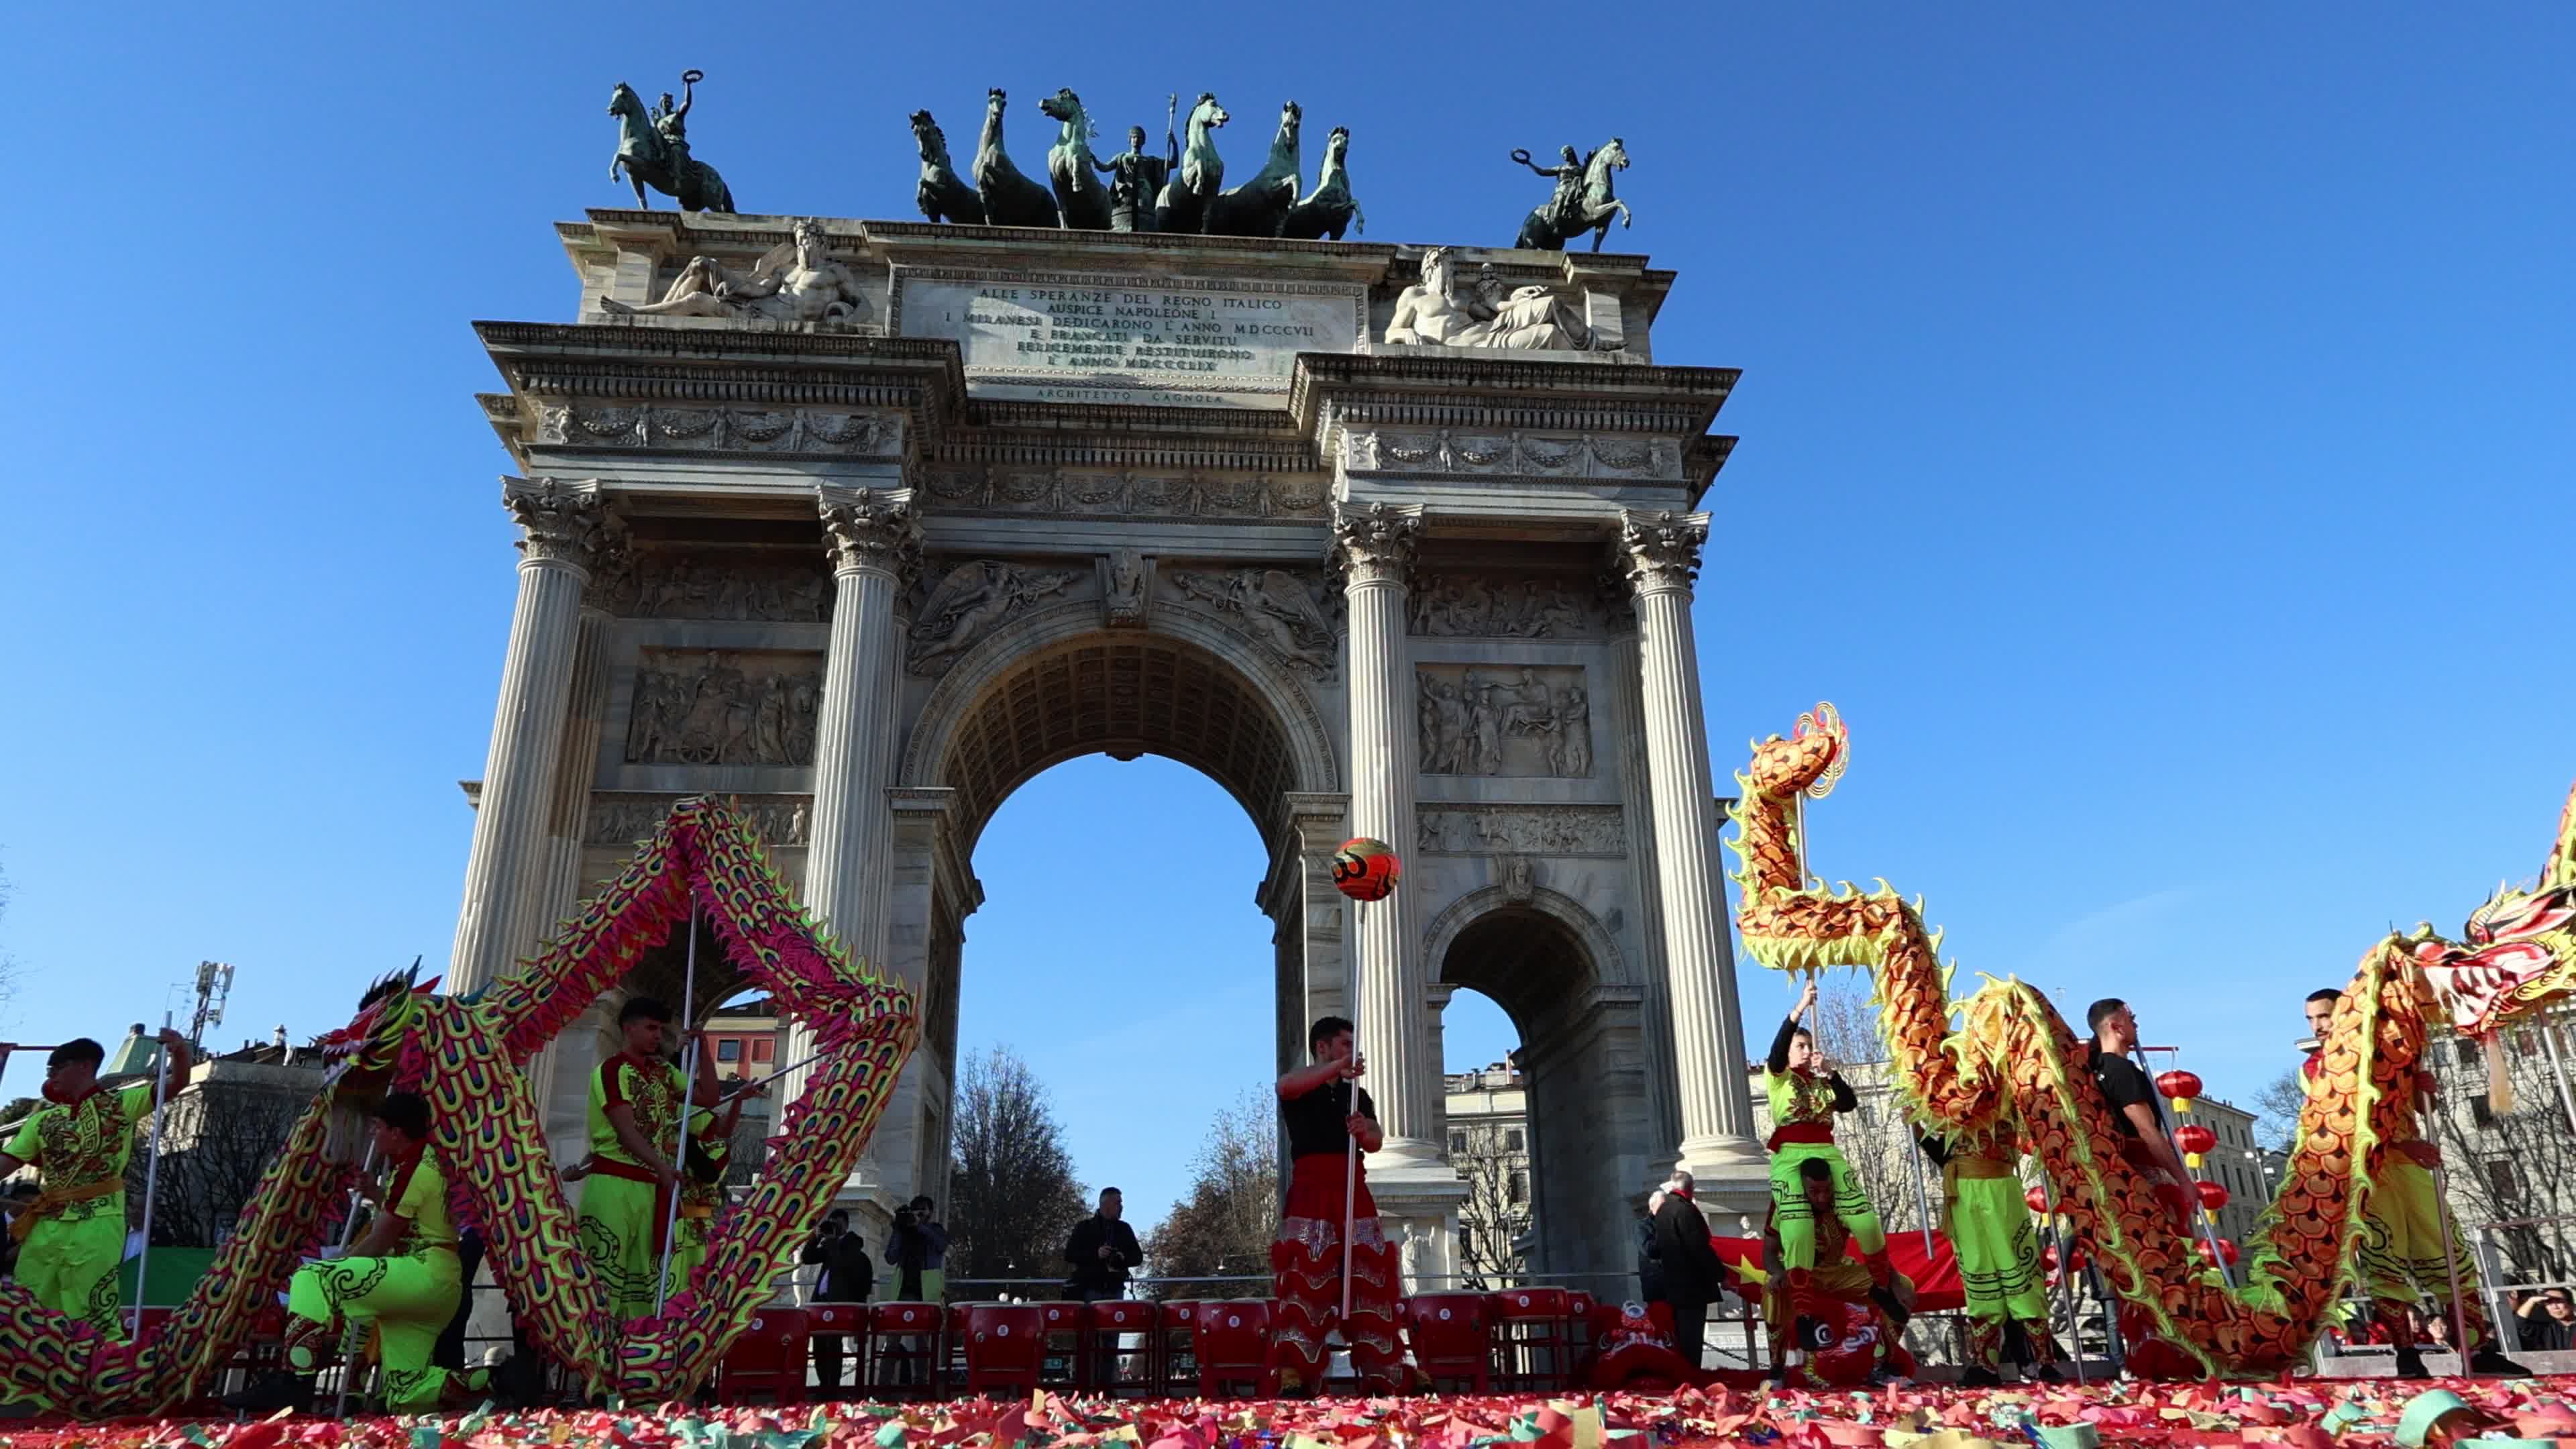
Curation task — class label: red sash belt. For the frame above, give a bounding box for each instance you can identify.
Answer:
[590,1159,678,1255]
[1768,1122,1835,1150]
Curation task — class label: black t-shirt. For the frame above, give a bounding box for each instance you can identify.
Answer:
[1283,1079,1375,1158]
[2088,1047,2163,1140]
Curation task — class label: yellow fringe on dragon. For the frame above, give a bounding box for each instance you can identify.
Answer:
[0,796,916,1415]
[1728,708,2576,1378]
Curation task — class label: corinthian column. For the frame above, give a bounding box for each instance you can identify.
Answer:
[783,485,918,1108]
[1332,501,1441,1168]
[448,478,617,995]
[1619,509,1764,1188]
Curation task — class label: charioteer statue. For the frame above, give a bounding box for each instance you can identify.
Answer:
[607,68,737,213]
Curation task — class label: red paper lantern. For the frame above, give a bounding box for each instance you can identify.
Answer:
[1331,838,1402,902]
[2196,1237,2241,1266]
[2173,1124,2217,1155]
[2155,1069,2202,1098]
[2042,1243,2088,1274]
[2025,1185,2051,1215]
[2196,1179,2231,1211]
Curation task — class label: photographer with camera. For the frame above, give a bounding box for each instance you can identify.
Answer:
[800,1211,873,1391]
[1063,1187,1142,1303]
[890,1195,948,1303]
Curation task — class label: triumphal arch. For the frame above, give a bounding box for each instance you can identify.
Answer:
[445,207,1768,1285]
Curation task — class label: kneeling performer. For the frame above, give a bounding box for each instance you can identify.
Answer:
[241,1093,488,1413]
[1763,1157,1916,1387]
[1268,1015,1409,1395]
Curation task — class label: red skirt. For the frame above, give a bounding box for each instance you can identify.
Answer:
[1269,1152,1403,1390]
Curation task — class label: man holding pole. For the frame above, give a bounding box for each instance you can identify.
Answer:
[1267,1015,1408,1396]
[2300,987,2524,1376]
[573,996,720,1322]
[0,1030,189,1334]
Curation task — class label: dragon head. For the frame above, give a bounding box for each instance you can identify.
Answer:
[1746,702,1847,803]
[2414,782,2576,1036]
[313,965,439,1078]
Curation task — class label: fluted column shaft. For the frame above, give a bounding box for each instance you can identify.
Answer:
[528,602,614,1156]
[449,478,614,995]
[1334,502,1438,1166]
[1621,510,1760,1173]
[784,486,918,1108]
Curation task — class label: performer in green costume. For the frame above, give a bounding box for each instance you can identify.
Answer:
[0,1030,190,1336]
[574,996,720,1321]
[233,1092,491,1413]
[669,1086,750,1286]
[1764,979,1891,1311]
[1919,1116,2057,1385]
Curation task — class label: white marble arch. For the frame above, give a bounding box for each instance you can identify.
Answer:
[1425,883,1652,1288]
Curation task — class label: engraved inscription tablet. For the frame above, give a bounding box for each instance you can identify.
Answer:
[892,268,1365,409]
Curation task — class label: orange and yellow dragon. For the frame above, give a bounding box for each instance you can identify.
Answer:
[1730,708,2576,1377]
[0,797,915,1415]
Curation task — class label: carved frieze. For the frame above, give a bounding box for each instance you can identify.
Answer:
[603,549,831,621]
[1163,567,1341,680]
[535,402,903,456]
[908,559,1083,674]
[1417,804,1626,857]
[1341,429,1680,481]
[587,793,812,847]
[625,649,824,767]
[1417,664,1592,777]
[1409,573,1617,638]
[920,466,1328,521]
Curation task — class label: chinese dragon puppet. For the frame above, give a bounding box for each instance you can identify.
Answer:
[1731,707,2576,1377]
[0,797,914,1415]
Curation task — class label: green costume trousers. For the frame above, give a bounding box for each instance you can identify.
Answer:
[287,1250,464,1412]
[577,1172,667,1322]
[16,1210,127,1336]
[1768,1142,1885,1272]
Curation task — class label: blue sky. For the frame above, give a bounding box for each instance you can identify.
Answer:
[2,5,2569,1230]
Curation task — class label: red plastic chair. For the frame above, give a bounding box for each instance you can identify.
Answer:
[806,1302,869,1399]
[1404,1293,1492,1391]
[1565,1291,1599,1382]
[1489,1287,1574,1392]
[1032,1301,1088,1390]
[867,1301,945,1397]
[1087,1298,1158,1395]
[718,1307,810,1404]
[1158,1300,1200,1396]
[944,1304,974,1393]
[959,1303,1046,1394]
[1193,1299,1275,1398]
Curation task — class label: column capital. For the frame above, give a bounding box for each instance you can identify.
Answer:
[503,476,619,576]
[816,485,922,581]
[1331,501,1424,588]
[1617,508,1711,595]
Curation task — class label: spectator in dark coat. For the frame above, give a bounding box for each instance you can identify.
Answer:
[1064,1187,1143,1301]
[1650,1170,1731,1370]
[802,1211,875,1390]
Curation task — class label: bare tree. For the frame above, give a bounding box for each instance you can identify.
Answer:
[945,1045,1087,1287]
[1801,977,1933,1236]
[1454,1139,1531,1289]
[2253,1067,2307,1152]
[1143,1089,1279,1299]
[122,1080,311,1248]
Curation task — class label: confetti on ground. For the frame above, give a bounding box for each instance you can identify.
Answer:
[9,1379,2576,1449]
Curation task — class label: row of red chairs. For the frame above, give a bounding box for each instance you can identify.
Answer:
[720,1288,1614,1402]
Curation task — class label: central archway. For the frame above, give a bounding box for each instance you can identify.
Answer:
[886,602,1351,1226]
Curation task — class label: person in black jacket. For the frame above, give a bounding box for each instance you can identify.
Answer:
[1063,1187,1142,1301]
[801,1211,874,1391]
[1650,1170,1731,1371]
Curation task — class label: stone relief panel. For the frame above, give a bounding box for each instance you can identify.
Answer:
[920,466,1328,521]
[625,649,823,767]
[588,793,811,847]
[908,560,1086,674]
[1417,665,1592,777]
[1099,549,1150,629]
[1417,804,1626,857]
[602,549,831,622]
[1163,567,1342,680]
[1409,573,1617,638]
[1343,429,1680,481]
[536,402,902,456]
